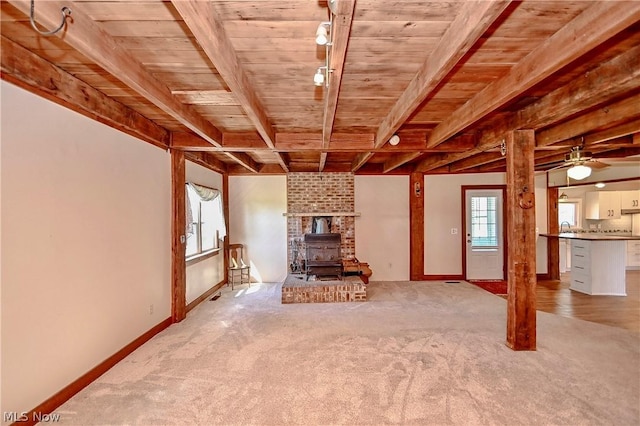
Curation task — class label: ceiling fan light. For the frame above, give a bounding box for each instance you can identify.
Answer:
[313,67,325,86]
[567,164,592,180]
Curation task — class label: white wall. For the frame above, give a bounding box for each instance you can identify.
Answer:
[185,162,224,304]
[424,173,548,276]
[355,175,410,281]
[229,176,287,283]
[1,82,171,415]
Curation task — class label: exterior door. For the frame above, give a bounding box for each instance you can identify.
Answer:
[464,189,505,280]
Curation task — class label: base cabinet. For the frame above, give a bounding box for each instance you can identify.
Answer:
[626,240,640,270]
[570,240,626,296]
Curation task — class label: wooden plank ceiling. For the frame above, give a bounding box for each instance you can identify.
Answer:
[2,0,640,175]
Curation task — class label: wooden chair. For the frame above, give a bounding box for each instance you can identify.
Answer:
[228,244,250,290]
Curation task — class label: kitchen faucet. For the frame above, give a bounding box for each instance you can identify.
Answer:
[560,221,571,233]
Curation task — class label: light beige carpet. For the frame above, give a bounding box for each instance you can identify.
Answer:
[54,281,639,425]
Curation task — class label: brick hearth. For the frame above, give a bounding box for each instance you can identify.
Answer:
[281,275,366,303]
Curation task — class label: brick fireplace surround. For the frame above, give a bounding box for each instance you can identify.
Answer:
[286,172,356,266]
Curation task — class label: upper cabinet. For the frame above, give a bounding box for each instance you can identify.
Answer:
[585,191,621,220]
[620,190,640,212]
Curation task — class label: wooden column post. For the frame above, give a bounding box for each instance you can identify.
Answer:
[223,173,230,284]
[171,149,186,323]
[410,172,425,280]
[547,187,560,280]
[505,130,536,351]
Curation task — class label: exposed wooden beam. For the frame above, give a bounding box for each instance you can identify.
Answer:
[383,153,423,174]
[449,152,504,172]
[416,41,640,172]
[6,0,260,172]
[171,150,187,323]
[505,129,536,351]
[478,44,640,149]
[1,36,169,149]
[428,1,640,149]
[410,173,425,280]
[537,95,640,147]
[320,0,356,171]
[583,120,640,146]
[386,133,477,172]
[183,151,228,175]
[170,0,289,173]
[547,187,560,281]
[352,0,511,172]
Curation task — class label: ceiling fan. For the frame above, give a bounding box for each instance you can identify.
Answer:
[548,146,609,180]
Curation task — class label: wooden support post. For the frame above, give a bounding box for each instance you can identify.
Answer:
[547,187,560,280]
[223,174,230,284]
[171,150,187,323]
[505,130,536,351]
[410,172,425,280]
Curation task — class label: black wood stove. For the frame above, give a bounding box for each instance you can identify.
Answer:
[304,233,343,279]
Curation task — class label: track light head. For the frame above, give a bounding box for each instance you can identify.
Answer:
[314,67,325,86]
[315,23,329,45]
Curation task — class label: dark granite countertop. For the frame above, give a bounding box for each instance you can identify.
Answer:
[540,232,640,241]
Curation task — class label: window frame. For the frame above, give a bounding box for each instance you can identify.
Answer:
[185,183,224,263]
[558,198,582,230]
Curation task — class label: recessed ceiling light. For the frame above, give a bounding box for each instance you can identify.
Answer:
[595,182,606,188]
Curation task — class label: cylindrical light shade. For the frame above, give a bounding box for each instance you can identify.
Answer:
[567,164,592,180]
[315,24,328,45]
[313,68,325,86]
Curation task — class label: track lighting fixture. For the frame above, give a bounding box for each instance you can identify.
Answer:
[314,67,326,86]
[315,22,330,45]
[312,3,337,88]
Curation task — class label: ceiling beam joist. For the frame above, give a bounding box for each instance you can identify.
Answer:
[537,94,640,147]
[427,1,640,149]
[351,0,511,172]
[6,0,261,173]
[1,36,169,149]
[170,0,288,173]
[320,0,356,172]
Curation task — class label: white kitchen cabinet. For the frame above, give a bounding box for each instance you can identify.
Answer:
[585,191,621,220]
[570,239,626,296]
[620,190,640,211]
[626,240,640,269]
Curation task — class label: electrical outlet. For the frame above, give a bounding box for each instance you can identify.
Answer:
[149,304,154,315]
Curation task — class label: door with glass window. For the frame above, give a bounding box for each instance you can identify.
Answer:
[464,189,505,280]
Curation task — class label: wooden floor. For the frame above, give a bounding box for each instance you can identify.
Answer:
[534,270,640,333]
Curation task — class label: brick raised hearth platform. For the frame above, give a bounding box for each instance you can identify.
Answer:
[281,274,367,304]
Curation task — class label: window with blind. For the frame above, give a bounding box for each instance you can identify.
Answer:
[470,196,498,247]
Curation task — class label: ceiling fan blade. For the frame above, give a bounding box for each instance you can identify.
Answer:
[590,160,609,169]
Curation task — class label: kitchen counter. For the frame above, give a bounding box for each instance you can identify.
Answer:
[540,232,640,241]
[541,234,631,296]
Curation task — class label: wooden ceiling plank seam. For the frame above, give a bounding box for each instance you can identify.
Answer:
[5,0,263,173]
[170,0,289,173]
[1,35,170,149]
[427,1,640,149]
[320,0,356,172]
[351,0,511,172]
